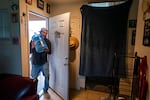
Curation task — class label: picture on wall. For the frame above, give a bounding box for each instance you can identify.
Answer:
[46,3,50,14]
[37,0,44,10]
[11,13,18,23]
[129,19,137,28]
[26,0,32,5]
[131,30,136,45]
[143,19,150,46]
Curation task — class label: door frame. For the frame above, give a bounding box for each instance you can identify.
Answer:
[21,7,70,99]
[21,6,49,77]
[28,11,49,73]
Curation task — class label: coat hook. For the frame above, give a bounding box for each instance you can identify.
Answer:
[22,12,26,16]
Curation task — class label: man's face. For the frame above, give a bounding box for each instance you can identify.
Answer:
[41,30,48,37]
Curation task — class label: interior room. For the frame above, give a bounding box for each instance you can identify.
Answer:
[0,0,150,100]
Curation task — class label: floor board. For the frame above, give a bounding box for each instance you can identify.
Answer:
[39,88,110,100]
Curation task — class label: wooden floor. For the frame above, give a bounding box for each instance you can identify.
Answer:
[37,73,113,100]
[37,74,132,100]
[39,88,110,100]
[37,74,111,100]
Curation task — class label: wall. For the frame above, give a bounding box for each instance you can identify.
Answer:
[126,0,139,81]
[0,0,22,75]
[135,0,150,99]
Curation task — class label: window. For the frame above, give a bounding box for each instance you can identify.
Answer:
[0,9,10,39]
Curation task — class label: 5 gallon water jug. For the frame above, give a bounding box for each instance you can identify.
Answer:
[32,33,48,53]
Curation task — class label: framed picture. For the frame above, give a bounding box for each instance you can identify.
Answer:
[37,0,44,10]
[26,0,32,5]
[46,3,50,14]
[131,30,136,45]
[11,13,18,23]
[128,20,137,28]
[143,19,150,46]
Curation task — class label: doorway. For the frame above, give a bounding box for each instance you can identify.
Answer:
[28,12,70,100]
[28,11,48,94]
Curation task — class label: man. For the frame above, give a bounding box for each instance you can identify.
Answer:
[30,28,51,93]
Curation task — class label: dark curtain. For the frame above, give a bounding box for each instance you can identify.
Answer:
[79,0,132,77]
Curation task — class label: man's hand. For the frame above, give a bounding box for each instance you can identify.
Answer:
[44,48,49,52]
[31,40,35,49]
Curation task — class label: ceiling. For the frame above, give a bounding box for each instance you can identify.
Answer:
[29,0,125,20]
[48,0,124,4]
[48,0,85,4]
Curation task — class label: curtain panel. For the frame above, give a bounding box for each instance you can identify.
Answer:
[79,0,132,77]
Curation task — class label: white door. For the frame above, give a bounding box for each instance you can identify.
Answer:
[48,12,70,100]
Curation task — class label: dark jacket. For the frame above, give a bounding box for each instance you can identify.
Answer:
[30,38,51,65]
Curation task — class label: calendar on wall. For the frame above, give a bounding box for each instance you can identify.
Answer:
[143,19,150,46]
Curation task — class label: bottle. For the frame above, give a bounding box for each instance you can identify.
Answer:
[39,34,48,50]
[32,33,48,53]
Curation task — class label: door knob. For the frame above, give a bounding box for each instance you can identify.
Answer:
[65,57,68,60]
[64,63,68,66]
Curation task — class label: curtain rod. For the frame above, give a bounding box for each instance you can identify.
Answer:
[88,0,128,3]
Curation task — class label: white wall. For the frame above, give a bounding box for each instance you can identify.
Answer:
[135,0,150,99]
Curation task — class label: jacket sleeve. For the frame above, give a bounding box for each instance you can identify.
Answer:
[45,39,51,54]
[30,40,36,54]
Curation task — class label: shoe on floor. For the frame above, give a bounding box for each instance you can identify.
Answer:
[43,91,50,99]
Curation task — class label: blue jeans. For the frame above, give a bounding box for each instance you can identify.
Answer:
[31,63,49,92]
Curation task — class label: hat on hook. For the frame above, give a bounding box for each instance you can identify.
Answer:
[69,36,79,50]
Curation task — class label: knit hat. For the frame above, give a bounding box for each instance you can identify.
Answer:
[40,28,48,32]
